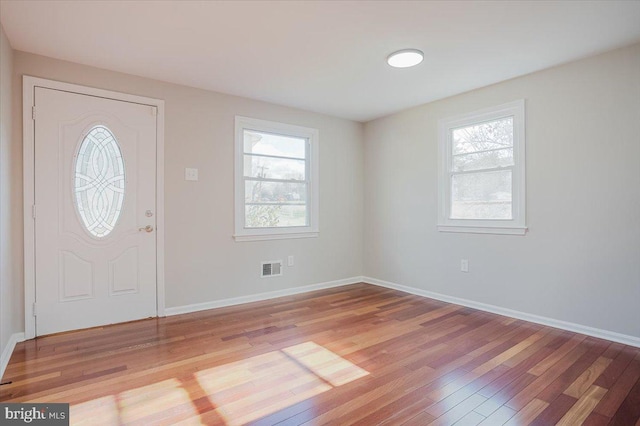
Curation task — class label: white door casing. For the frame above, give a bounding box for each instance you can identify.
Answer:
[23,77,165,338]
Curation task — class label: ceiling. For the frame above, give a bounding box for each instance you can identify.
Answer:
[2,1,640,122]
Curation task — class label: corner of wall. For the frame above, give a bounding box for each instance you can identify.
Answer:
[0,22,19,364]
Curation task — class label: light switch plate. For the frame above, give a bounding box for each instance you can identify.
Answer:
[185,168,198,181]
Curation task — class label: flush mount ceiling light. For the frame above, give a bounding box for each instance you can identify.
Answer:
[387,49,424,68]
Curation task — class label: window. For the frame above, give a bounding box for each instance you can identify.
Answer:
[234,116,319,241]
[438,100,526,235]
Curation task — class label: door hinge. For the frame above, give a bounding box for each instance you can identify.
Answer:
[32,106,36,120]
[32,302,37,317]
[32,205,36,219]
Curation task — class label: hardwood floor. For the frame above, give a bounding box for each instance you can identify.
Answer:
[1,283,639,425]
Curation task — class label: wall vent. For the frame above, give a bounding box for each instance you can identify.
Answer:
[261,260,282,278]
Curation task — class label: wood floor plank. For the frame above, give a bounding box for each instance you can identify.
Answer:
[473,397,503,418]
[607,373,640,425]
[536,337,610,403]
[563,356,612,398]
[527,334,587,376]
[593,351,640,417]
[378,400,436,426]
[349,387,434,426]
[1,283,638,425]
[594,345,636,388]
[501,330,562,369]
[581,411,612,426]
[478,404,517,425]
[503,398,548,426]
[425,367,514,419]
[401,410,436,425]
[428,393,487,426]
[556,385,608,425]
[453,411,486,426]
[504,339,591,410]
[476,344,554,401]
[530,393,578,426]
[601,342,626,360]
[471,329,549,375]
[476,372,538,412]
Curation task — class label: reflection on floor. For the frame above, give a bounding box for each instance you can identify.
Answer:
[2,283,639,425]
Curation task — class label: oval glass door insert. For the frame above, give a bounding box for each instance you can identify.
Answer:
[74,125,126,238]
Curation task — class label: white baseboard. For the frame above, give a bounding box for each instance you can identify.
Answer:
[165,276,365,316]
[1,332,25,380]
[364,276,640,348]
[5,273,630,373]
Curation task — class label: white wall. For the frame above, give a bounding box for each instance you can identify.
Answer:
[5,40,639,347]
[364,43,640,339]
[1,24,19,361]
[12,52,364,319]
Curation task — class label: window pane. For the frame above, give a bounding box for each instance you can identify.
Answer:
[452,117,513,154]
[245,180,307,204]
[451,170,512,219]
[453,148,513,172]
[244,155,305,181]
[245,204,308,228]
[244,130,306,159]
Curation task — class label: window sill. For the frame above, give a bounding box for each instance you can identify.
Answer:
[234,232,319,242]
[437,225,527,236]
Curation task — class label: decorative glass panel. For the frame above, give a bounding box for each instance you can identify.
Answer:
[74,126,125,238]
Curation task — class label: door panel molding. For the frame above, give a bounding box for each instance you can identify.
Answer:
[23,76,165,339]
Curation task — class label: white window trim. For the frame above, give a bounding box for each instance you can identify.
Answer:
[437,100,527,235]
[234,116,319,242]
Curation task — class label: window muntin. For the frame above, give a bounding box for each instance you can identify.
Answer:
[74,125,125,238]
[235,117,319,241]
[438,101,526,235]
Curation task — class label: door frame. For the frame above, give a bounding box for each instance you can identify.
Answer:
[23,76,166,339]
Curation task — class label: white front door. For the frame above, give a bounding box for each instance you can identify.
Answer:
[34,87,157,336]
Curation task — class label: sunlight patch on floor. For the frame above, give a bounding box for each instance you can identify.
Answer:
[195,341,368,425]
[117,379,200,424]
[71,379,201,425]
[68,341,367,425]
[70,395,120,425]
[282,341,369,386]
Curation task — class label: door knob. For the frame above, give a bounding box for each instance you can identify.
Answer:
[138,225,154,233]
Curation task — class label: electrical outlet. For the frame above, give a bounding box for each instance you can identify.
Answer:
[185,168,198,181]
[461,259,469,273]
[287,255,294,267]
